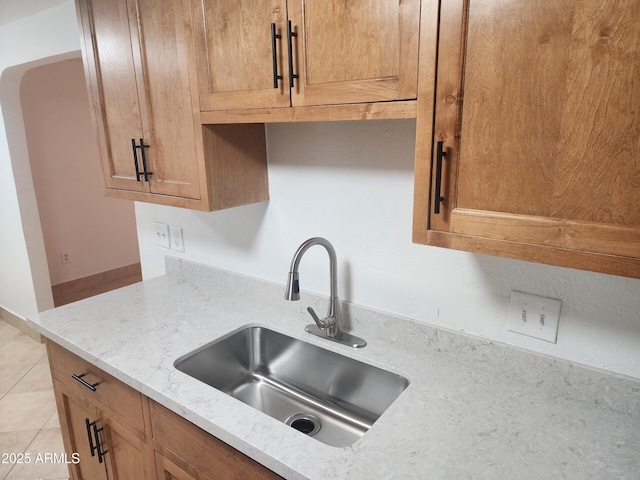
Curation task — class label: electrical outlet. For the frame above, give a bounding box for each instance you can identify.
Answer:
[507,291,561,343]
[61,253,71,264]
[154,222,170,248]
[170,226,185,252]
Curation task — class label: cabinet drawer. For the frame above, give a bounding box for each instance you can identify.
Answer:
[47,340,144,431]
[150,401,281,480]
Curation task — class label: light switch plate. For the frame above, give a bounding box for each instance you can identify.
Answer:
[507,291,561,343]
[154,222,170,248]
[170,226,185,252]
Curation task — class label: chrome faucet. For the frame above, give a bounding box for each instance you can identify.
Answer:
[285,237,366,348]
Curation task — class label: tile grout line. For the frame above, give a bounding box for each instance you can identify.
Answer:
[0,330,40,480]
[0,320,68,480]
[0,361,37,402]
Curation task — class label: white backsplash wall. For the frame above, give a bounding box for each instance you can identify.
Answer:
[135,120,640,379]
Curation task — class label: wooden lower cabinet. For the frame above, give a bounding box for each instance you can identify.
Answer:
[155,453,199,480]
[53,379,153,480]
[150,401,282,480]
[102,410,150,480]
[48,341,281,480]
[48,339,152,480]
[53,381,110,480]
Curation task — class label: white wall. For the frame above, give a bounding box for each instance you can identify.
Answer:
[0,1,79,316]
[0,0,69,26]
[136,120,640,379]
[2,1,638,380]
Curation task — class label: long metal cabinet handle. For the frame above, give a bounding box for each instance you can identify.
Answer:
[132,138,152,182]
[271,23,283,88]
[73,373,99,391]
[85,418,98,457]
[131,139,143,182]
[92,422,108,464]
[138,138,152,182]
[286,21,299,88]
[434,141,447,214]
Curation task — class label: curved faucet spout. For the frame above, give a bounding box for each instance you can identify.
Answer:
[285,238,337,298]
[284,238,366,348]
[284,237,340,337]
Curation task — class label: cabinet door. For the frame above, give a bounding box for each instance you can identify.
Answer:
[76,0,148,193]
[78,0,202,200]
[420,0,640,277]
[288,0,421,106]
[100,408,151,480]
[155,453,200,480]
[190,0,290,110]
[53,380,110,480]
[130,0,203,199]
[150,401,282,480]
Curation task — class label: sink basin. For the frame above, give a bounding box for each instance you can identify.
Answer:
[174,326,409,447]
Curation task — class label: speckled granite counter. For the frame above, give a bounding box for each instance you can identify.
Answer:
[28,258,640,479]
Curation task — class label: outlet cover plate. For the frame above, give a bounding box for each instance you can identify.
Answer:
[507,291,561,343]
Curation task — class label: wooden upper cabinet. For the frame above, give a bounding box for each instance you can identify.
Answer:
[129,0,202,200]
[288,0,420,107]
[190,0,421,111]
[413,0,640,278]
[78,0,201,201]
[77,0,147,194]
[190,0,290,110]
[76,0,269,210]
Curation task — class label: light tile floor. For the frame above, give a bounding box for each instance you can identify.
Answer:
[0,320,69,480]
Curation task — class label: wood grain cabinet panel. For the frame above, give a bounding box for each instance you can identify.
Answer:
[289,0,420,107]
[48,341,281,480]
[129,0,202,200]
[48,340,145,431]
[76,0,269,210]
[190,0,289,111]
[155,454,199,480]
[53,381,110,480]
[49,341,155,480]
[150,401,283,480]
[76,0,147,194]
[190,0,421,111]
[413,0,640,278]
[77,0,200,199]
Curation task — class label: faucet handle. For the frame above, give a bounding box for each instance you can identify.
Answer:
[306,307,325,330]
[306,307,333,331]
[304,308,367,348]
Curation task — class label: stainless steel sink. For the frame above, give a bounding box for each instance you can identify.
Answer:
[174,326,409,447]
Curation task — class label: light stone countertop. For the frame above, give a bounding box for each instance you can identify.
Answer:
[28,258,640,479]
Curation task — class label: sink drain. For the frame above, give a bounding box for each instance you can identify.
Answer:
[285,413,321,436]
